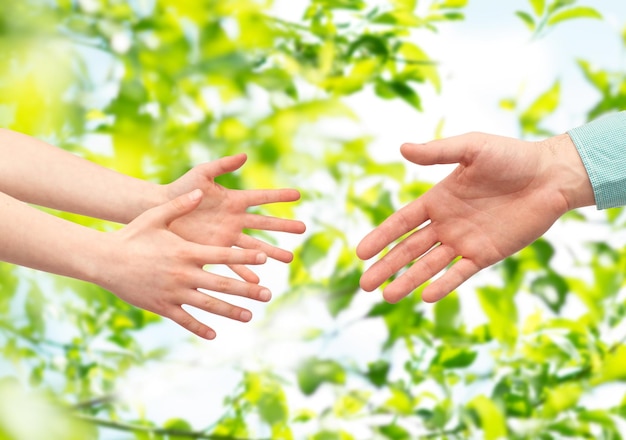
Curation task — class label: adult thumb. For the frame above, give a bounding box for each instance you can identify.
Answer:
[400,132,482,166]
[157,189,203,226]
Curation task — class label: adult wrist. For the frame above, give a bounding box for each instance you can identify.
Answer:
[541,133,595,211]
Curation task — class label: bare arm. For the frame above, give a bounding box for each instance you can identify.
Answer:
[0,189,272,339]
[0,128,159,223]
[0,129,306,278]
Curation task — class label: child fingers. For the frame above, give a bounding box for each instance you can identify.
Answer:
[167,307,217,340]
[235,234,294,263]
[244,214,306,234]
[243,188,301,206]
[194,271,272,302]
[228,264,260,284]
[191,245,267,266]
[185,290,254,323]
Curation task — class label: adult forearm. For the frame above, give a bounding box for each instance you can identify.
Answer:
[0,129,164,223]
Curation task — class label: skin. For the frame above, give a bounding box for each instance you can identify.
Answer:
[0,129,306,339]
[163,154,306,282]
[0,129,305,272]
[357,132,595,304]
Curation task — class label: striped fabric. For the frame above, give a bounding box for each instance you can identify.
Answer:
[568,111,626,210]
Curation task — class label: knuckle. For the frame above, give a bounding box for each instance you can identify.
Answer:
[216,277,233,293]
[171,267,191,284]
[170,196,188,213]
[177,314,201,335]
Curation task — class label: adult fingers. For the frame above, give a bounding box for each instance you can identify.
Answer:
[244,213,306,234]
[356,199,429,260]
[242,188,301,206]
[235,234,294,263]
[382,244,457,303]
[360,225,439,292]
[400,132,485,166]
[228,264,260,284]
[167,307,217,340]
[421,258,480,303]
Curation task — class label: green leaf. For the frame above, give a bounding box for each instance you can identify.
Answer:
[395,42,440,91]
[384,386,414,415]
[299,233,335,268]
[434,291,461,337]
[297,358,346,395]
[311,430,355,440]
[163,418,193,440]
[324,58,380,95]
[328,267,361,317]
[520,81,560,135]
[390,0,417,11]
[493,376,532,417]
[372,10,422,26]
[378,423,411,440]
[314,0,366,10]
[529,0,545,16]
[577,59,610,94]
[431,346,477,369]
[374,79,422,110]
[435,0,468,8]
[547,6,602,26]
[292,409,316,423]
[467,395,508,440]
[547,0,576,13]
[347,34,389,60]
[333,390,370,417]
[476,286,518,345]
[542,383,583,417]
[593,345,626,384]
[365,360,390,387]
[499,98,517,111]
[530,271,569,312]
[241,372,289,426]
[515,11,536,31]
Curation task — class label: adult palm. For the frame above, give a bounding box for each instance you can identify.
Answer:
[357,132,593,303]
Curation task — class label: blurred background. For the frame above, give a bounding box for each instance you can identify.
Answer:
[1,0,626,439]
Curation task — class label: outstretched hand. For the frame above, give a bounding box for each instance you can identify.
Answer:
[357,132,593,303]
[101,189,272,340]
[163,154,306,282]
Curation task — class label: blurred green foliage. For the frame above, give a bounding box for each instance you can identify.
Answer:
[1,0,625,439]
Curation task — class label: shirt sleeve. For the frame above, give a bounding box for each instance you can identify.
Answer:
[567,111,626,210]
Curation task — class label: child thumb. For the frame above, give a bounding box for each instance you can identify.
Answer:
[158,189,203,226]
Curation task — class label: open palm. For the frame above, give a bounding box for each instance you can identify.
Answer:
[358,133,590,303]
[163,154,306,282]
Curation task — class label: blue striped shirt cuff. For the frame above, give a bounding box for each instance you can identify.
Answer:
[567,111,626,210]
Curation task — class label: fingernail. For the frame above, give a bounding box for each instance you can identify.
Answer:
[189,189,202,201]
[259,288,271,301]
[205,329,216,340]
[256,253,267,264]
[240,310,252,322]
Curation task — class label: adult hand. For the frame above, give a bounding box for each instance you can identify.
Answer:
[98,189,272,340]
[162,154,306,283]
[357,132,594,303]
